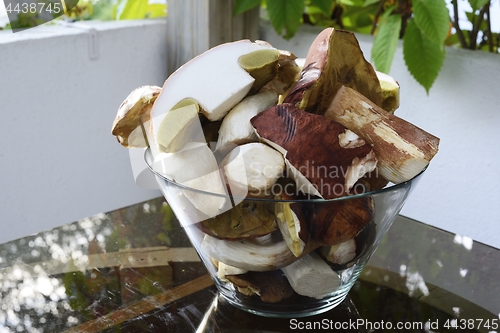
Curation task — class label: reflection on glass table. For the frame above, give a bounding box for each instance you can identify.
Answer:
[0,197,498,333]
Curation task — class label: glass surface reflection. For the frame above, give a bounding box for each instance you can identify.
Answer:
[0,197,498,332]
[195,293,367,333]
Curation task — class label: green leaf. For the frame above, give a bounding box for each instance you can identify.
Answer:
[115,0,166,20]
[117,0,148,19]
[309,0,332,16]
[233,0,261,16]
[338,0,365,6]
[372,13,402,73]
[364,0,381,6]
[403,18,446,93]
[340,2,378,31]
[468,0,490,11]
[307,6,336,26]
[413,0,450,45]
[267,0,305,39]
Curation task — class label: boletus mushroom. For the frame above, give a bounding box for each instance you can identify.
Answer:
[216,89,279,155]
[152,142,228,218]
[283,28,383,114]
[281,251,340,299]
[197,200,277,239]
[325,86,440,183]
[111,85,161,148]
[251,104,377,199]
[274,193,314,257]
[221,142,285,198]
[225,270,294,303]
[201,232,298,272]
[150,40,280,154]
[305,196,375,246]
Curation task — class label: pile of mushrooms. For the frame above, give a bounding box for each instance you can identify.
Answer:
[111,29,439,302]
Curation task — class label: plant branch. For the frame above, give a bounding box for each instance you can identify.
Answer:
[470,6,487,49]
[451,0,467,49]
[485,1,494,52]
[370,0,387,35]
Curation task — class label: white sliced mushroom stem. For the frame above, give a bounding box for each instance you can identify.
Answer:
[281,251,340,299]
[325,86,440,184]
[217,262,248,282]
[215,89,279,155]
[221,142,285,198]
[152,142,228,218]
[319,239,357,265]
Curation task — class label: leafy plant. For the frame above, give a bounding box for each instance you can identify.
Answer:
[0,0,166,30]
[67,0,166,21]
[234,0,499,93]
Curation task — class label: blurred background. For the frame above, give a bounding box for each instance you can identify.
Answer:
[1,0,499,249]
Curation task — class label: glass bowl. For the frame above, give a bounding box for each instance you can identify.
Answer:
[145,148,425,318]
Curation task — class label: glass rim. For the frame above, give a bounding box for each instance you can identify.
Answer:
[144,147,427,203]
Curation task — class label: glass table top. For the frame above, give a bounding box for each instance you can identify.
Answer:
[0,197,498,332]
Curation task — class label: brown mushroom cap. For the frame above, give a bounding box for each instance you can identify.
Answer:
[111,85,161,147]
[284,28,383,115]
[197,200,276,240]
[251,104,376,199]
[225,270,294,303]
[305,196,375,246]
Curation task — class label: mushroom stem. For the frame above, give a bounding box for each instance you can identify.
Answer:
[325,86,439,184]
[140,121,150,147]
[281,251,340,299]
[319,239,357,265]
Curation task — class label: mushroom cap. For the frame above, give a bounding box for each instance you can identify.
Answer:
[111,85,161,147]
[251,104,377,199]
[284,28,383,115]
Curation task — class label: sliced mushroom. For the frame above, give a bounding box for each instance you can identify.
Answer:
[152,142,227,218]
[267,49,301,95]
[201,233,298,272]
[111,85,161,148]
[251,104,377,199]
[281,251,340,299]
[358,169,389,192]
[225,270,294,303]
[221,142,285,198]
[156,99,206,153]
[217,262,248,282]
[283,28,383,114]
[376,71,400,113]
[238,48,280,95]
[305,196,374,246]
[197,200,277,239]
[325,86,440,183]
[150,40,279,154]
[216,89,279,155]
[319,239,357,265]
[274,193,314,257]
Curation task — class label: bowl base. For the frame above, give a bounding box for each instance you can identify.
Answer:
[220,292,348,318]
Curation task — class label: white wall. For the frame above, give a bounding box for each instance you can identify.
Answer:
[261,22,500,249]
[0,20,166,243]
